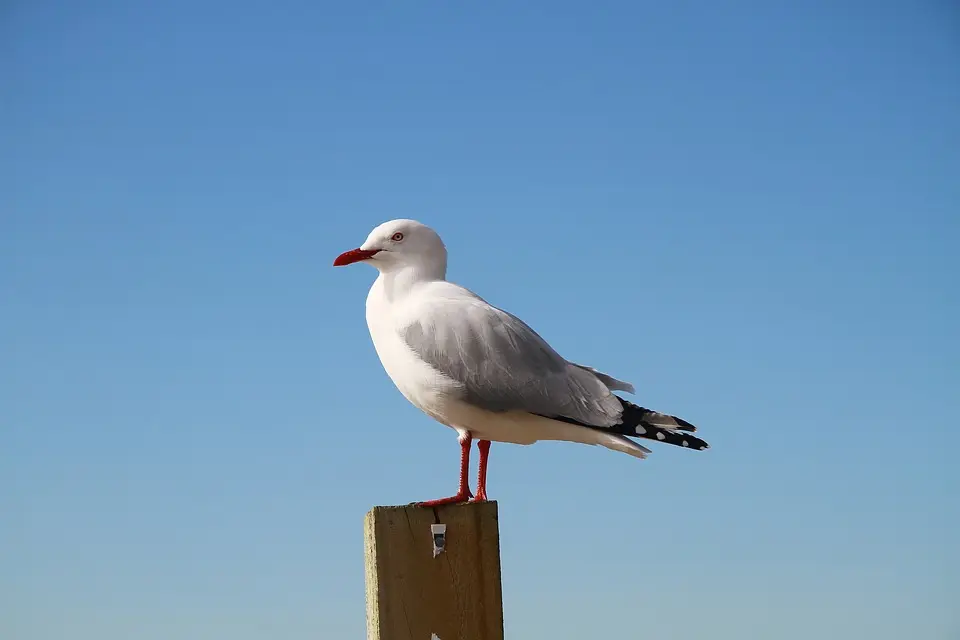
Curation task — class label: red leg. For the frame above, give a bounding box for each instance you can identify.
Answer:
[472,440,491,502]
[416,434,473,507]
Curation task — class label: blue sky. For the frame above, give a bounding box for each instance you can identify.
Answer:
[2,1,958,638]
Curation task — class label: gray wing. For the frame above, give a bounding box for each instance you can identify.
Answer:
[400,296,625,427]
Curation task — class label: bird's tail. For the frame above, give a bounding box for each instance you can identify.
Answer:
[608,398,710,451]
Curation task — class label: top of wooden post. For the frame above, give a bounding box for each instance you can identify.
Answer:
[364,501,503,640]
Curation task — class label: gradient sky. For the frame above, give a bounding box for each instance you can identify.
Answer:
[3,1,958,639]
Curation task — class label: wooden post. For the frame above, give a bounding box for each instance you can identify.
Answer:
[364,501,504,640]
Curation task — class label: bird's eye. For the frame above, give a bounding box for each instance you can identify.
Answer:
[391,232,404,242]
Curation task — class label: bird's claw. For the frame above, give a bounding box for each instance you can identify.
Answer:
[411,489,473,508]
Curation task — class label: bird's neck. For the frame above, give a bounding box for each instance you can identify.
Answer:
[377,262,446,304]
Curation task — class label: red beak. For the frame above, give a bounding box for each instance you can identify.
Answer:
[333,248,380,266]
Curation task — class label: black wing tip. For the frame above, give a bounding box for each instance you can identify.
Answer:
[616,397,699,433]
[536,398,710,452]
[638,425,711,451]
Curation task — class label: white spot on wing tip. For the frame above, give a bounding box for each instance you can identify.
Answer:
[635,425,646,435]
[656,432,665,440]
[682,440,689,447]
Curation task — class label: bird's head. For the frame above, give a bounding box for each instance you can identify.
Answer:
[333,219,448,276]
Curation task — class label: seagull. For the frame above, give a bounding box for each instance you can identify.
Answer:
[334,219,709,506]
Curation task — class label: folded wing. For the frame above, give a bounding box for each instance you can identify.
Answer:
[400,294,626,427]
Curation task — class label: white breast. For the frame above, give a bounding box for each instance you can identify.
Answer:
[365,277,461,426]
